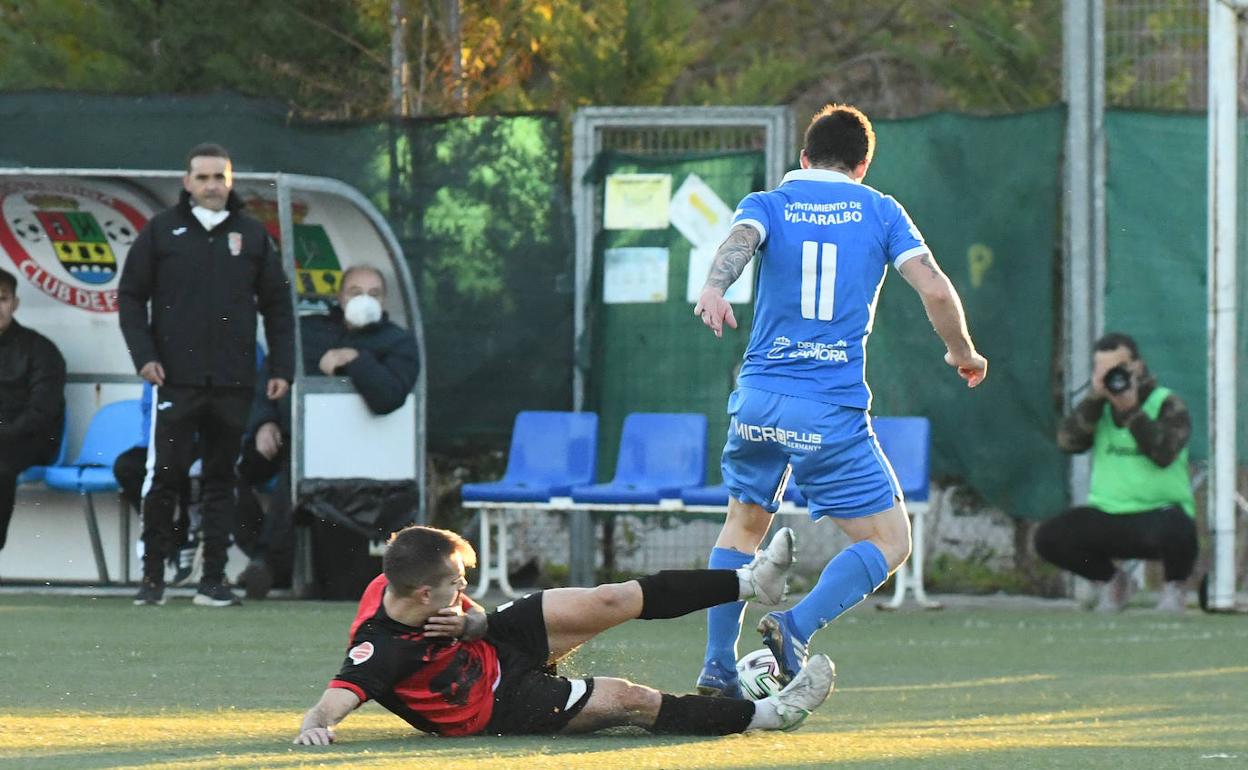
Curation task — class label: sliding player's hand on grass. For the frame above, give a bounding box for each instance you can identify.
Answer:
[293,726,335,746]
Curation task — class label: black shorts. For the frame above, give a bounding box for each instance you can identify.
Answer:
[481,592,595,735]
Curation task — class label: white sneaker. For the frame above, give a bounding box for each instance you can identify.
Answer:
[742,527,796,605]
[1154,581,1187,613]
[772,654,835,731]
[1094,569,1134,613]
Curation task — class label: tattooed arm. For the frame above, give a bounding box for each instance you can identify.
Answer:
[693,224,761,337]
[897,252,987,387]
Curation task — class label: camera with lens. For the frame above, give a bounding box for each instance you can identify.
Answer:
[1103,364,1132,395]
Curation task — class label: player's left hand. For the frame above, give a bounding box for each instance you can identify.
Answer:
[945,350,988,388]
[423,606,467,638]
[319,348,360,376]
[694,287,738,338]
[293,727,335,746]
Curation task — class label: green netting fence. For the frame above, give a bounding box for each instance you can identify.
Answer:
[1104,110,1248,464]
[866,108,1067,519]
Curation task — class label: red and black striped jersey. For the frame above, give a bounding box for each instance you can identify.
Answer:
[328,574,500,736]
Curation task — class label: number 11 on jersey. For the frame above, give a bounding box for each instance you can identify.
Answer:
[801,240,837,320]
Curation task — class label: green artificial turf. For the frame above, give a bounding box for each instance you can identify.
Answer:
[1,592,1245,769]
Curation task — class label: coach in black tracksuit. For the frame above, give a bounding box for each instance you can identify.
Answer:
[119,143,294,607]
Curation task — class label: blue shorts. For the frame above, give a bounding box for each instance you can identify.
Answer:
[720,387,901,519]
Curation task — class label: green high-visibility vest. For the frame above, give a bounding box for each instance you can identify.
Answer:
[1087,386,1195,516]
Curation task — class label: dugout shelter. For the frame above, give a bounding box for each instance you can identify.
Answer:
[1,169,427,585]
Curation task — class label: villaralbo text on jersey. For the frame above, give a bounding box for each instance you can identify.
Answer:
[783,200,863,226]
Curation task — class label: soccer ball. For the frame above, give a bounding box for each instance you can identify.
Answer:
[736,648,782,700]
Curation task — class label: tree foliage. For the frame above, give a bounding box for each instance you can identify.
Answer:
[0,0,1073,118]
[0,0,391,118]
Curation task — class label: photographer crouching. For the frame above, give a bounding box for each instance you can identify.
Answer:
[1034,332,1197,613]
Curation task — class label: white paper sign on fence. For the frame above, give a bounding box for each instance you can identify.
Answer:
[603,174,671,230]
[603,247,669,303]
[669,173,734,247]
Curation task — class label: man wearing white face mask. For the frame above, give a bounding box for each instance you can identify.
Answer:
[120,142,294,608]
[235,264,420,598]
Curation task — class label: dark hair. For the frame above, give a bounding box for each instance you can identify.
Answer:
[185,142,231,172]
[0,267,15,294]
[1094,332,1139,359]
[804,104,875,171]
[383,525,476,596]
[340,265,387,295]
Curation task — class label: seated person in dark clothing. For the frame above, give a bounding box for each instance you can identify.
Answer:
[1033,332,1197,613]
[236,265,421,597]
[0,267,66,558]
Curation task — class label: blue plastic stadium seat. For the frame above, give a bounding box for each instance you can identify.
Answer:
[16,410,70,485]
[680,474,807,508]
[571,413,707,505]
[680,482,730,507]
[43,399,144,584]
[872,416,930,503]
[461,411,599,503]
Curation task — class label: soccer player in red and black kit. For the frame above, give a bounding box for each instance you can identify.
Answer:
[294,525,835,742]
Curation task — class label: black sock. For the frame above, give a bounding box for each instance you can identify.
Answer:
[651,693,754,735]
[636,570,738,619]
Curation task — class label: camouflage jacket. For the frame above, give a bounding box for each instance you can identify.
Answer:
[1056,376,1191,468]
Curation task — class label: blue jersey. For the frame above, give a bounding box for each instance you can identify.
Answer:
[731,168,928,409]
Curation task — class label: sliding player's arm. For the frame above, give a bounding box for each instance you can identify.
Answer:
[694,224,762,338]
[294,687,361,746]
[897,252,987,388]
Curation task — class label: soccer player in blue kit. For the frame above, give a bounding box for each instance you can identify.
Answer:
[692,104,988,695]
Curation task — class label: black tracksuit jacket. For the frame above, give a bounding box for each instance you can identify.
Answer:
[117,190,294,388]
[0,319,66,460]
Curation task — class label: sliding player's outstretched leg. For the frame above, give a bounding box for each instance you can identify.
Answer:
[543,526,796,662]
[562,652,835,735]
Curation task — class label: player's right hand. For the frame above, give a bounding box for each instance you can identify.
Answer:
[694,287,738,338]
[139,360,165,386]
[293,727,335,746]
[945,350,988,388]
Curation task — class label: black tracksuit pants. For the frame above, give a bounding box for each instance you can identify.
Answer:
[0,443,40,552]
[1033,505,1198,582]
[115,446,195,552]
[234,441,293,583]
[141,384,251,584]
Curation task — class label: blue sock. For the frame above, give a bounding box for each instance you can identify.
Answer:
[786,541,890,641]
[702,546,754,672]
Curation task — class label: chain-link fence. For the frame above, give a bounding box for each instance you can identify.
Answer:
[1113,0,1248,109]
[499,488,1020,590]
[1105,0,1209,110]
